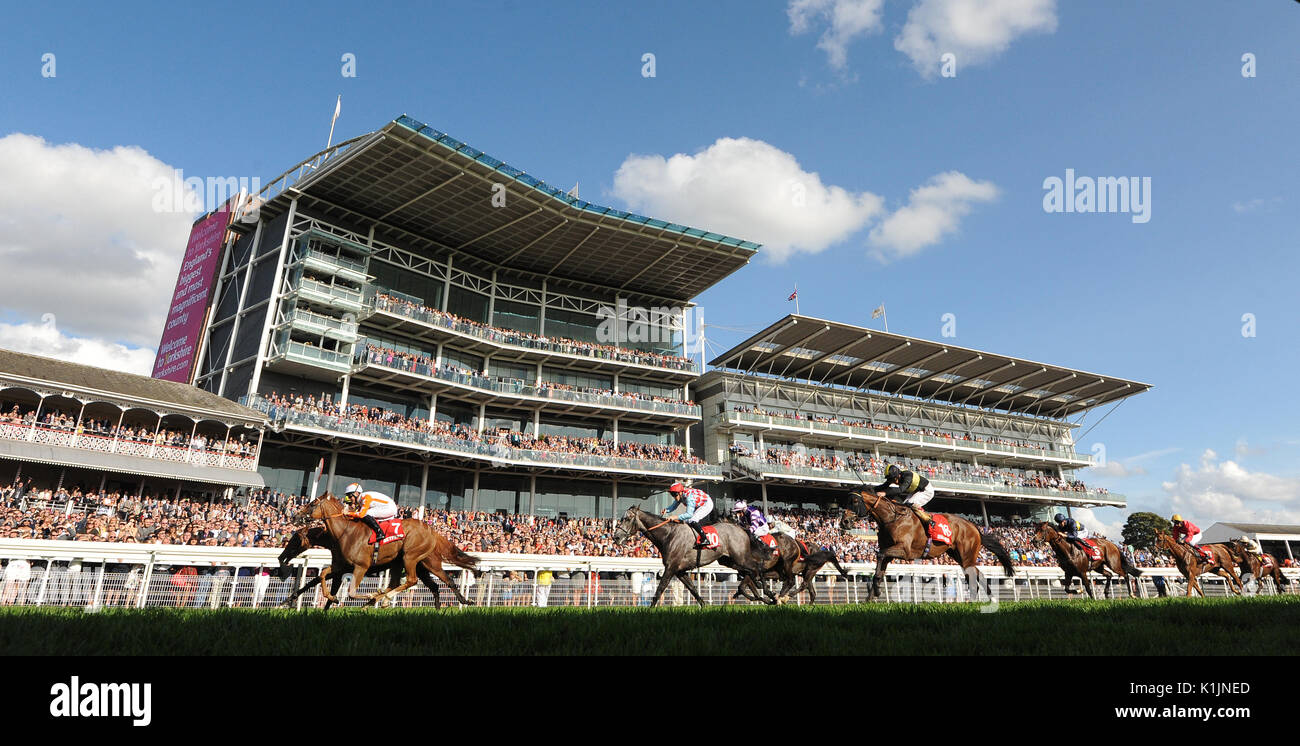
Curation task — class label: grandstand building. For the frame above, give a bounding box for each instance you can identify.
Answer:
[696,315,1151,525]
[0,349,264,500]
[190,115,757,518]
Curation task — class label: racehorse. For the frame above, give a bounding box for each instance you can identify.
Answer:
[1228,539,1290,594]
[1032,522,1142,599]
[611,506,771,607]
[844,489,1015,601]
[1153,531,1243,597]
[731,532,851,604]
[296,494,480,606]
[276,530,408,610]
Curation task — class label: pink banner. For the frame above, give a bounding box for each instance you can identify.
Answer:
[151,207,231,382]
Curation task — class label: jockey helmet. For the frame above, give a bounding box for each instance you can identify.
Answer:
[884,464,902,482]
[1054,513,1066,523]
[668,482,686,494]
[344,482,363,497]
[1171,514,1183,523]
[732,500,748,512]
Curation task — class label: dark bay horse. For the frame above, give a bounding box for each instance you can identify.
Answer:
[845,490,1015,601]
[1154,531,1243,597]
[612,506,770,607]
[297,494,480,606]
[1229,540,1290,594]
[732,532,851,604]
[1033,522,1142,598]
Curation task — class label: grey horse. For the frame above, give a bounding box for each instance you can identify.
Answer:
[612,506,771,607]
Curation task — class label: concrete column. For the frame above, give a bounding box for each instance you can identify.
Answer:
[529,474,536,514]
[612,372,619,394]
[419,463,429,515]
[441,255,452,312]
[326,448,338,493]
[539,279,547,335]
[477,403,486,434]
[429,393,438,421]
[761,482,769,515]
[471,468,480,511]
[339,374,351,407]
[533,409,540,438]
[980,499,990,528]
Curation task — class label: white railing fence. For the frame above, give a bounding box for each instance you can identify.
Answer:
[1,539,1296,610]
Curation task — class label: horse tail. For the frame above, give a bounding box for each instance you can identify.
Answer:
[1120,551,1143,577]
[443,541,482,575]
[818,550,851,579]
[980,533,1016,577]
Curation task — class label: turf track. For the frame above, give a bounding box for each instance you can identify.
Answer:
[1,595,1296,656]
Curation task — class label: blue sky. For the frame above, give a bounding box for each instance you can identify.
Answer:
[1,1,1297,532]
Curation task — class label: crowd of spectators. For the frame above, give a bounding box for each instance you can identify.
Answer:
[359,343,695,409]
[373,293,696,371]
[259,391,704,465]
[0,477,1174,569]
[730,405,1064,455]
[730,442,1103,495]
[0,404,257,460]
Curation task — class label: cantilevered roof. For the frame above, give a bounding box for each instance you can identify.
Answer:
[708,315,1151,418]
[0,348,264,425]
[253,115,759,303]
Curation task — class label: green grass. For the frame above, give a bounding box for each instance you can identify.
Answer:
[2,595,1297,655]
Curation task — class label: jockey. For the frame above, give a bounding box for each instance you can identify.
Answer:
[342,483,397,542]
[661,482,713,546]
[1171,514,1205,558]
[732,500,772,549]
[1054,513,1090,554]
[873,464,936,529]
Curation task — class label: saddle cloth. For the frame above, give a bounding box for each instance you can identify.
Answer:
[1079,538,1102,562]
[369,517,405,545]
[928,515,954,545]
[697,525,720,550]
[760,533,779,557]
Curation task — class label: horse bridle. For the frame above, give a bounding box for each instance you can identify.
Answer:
[852,489,906,526]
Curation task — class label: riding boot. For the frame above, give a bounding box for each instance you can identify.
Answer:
[688,521,704,546]
[362,514,384,542]
[912,505,932,530]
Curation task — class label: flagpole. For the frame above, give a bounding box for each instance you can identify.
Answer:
[326,95,341,150]
[794,283,800,315]
[881,302,888,333]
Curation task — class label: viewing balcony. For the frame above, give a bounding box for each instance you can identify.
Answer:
[730,456,1124,508]
[244,395,720,480]
[712,410,1091,468]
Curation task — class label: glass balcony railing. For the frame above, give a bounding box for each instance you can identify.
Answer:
[0,421,258,472]
[713,411,1091,465]
[366,293,699,375]
[731,456,1121,503]
[288,308,358,338]
[352,351,701,417]
[302,248,368,278]
[295,278,365,308]
[244,395,720,477]
[282,341,351,370]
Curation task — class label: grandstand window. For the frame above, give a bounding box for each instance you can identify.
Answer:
[537,421,609,440]
[488,360,535,382]
[369,260,441,310]
[492,299,541,335]
[544,307,600,345]
[477,474,527,514]
[542,367,612,391]
[442,349,484,374]
[534,477,608,519]
[447,286,490,323]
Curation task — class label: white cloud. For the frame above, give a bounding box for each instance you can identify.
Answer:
[894,0,1058,78]
[0,317,155,375]
[1089,460,1144,479]
[611,136,885,262]
[0,133,198,352]
[1231,197,1282,214]
[788,0,885,72]
[1160,449,1300,525]
[1071,507,1123,543]
[867,171,998,261]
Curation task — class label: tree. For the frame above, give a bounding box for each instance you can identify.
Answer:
[1122,512,1171,550]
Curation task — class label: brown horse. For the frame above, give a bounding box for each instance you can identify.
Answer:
[1033,522,1142,599]
[845,490,1015,600]
[297,494,480,606]
[1229,540,1291,594]
[1154,531,1243,597]
[732,532,851,604]
[277,524,477,608]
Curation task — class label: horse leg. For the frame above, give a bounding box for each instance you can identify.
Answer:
[416,564,442,609]
[650,570,676,607]
[282,574,321,606]
[420,556,473,606]
[871,555,894,599]
[677,572,708,608]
